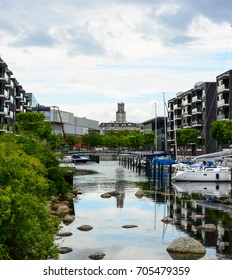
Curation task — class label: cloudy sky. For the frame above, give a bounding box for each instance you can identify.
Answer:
[1,0,232,123]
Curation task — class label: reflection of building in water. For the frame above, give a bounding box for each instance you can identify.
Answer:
[114,167,126,208]
[167,193,232,258]
[115,192,125,208]
[217,221,232,256]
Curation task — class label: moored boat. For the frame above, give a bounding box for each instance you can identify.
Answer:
[71,153,90,163]
[172,165,231,182]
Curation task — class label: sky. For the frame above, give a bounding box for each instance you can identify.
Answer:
[1,0,232,124]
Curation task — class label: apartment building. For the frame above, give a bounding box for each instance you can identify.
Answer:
[216,70,232,120]
[140,116,167,151]
[0,57,32,132]
[167,81,217,157]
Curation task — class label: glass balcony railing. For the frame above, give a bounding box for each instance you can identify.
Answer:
[217,99,229,106]
[217,84,229,93]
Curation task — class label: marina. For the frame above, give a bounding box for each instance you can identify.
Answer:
[57,159,232,260]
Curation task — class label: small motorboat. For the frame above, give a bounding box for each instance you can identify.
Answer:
[71,153,90,163]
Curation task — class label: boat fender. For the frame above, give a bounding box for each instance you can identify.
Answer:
[216,173,219,180]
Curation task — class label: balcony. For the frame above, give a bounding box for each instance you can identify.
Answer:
[182,124,192,128]
[173,104,181,110]
[192,107,202,114]
[192,96,202,103]
[182,99,191,106]
[16,105,23,112]
[5,111,13,119]
[217,99,229,107]
[217,84,229,93]
[0,106,8,115]
[5,95,14,104]
[192,120,203,126]
[0,72,8,82]
[217,114,229,120]
[182,111,191,117]
[5,79,14,88]
[0,89,9,99]
[174,114,182,120]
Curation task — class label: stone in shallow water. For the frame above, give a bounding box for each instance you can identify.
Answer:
[106,191,120,196]
[161,216,174,223]
[62,214,75,224]
[77,225,93,231]
[101,193,112,198]
[56,231,73,237]
[88,252,106,260]
[166,237,206,260]
[197,224,216,231]
[58,247,73,254]
[122,224,138,228]
[135,190,144,198]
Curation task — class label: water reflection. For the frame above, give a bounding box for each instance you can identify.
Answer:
[172,181,232,199]
[167,182,232,259]
[57,160,232,260]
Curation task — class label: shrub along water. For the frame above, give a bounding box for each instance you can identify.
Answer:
[0,112,73,259]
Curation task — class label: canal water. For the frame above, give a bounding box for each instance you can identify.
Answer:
[58,160,232,260]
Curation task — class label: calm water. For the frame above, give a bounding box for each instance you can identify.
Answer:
[58,160,232,260]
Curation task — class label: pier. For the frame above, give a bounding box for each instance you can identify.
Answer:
[118,155,173,190]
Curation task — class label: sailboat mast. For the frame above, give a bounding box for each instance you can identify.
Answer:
[155,102,158,151]
[163,92,167,152]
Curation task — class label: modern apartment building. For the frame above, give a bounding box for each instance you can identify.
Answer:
[167,81,217,157]
[140,116,167,151]
[216,70,232,120]
[99,102,140,133]
[0,57,32,132]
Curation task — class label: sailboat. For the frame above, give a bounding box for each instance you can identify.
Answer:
[172,156,232,182]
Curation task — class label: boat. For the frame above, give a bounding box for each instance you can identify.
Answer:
[71,153,90,163]
[172,162,231,182]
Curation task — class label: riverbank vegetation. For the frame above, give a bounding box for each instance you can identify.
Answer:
[0,112,73,260]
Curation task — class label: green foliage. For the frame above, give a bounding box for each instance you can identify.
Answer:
[82,132,102,147]
[0,141,60,259]
[210,119,232,148]
[176,128,199,156]
[16,112,52,140]
[82,130,154,150]
[65,135,79,150]
[0,113,74,259]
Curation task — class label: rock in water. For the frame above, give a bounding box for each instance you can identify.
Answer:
[77,225,93,231]
[88,252,106,260]
[135,190,144,198]
[122,224,138,228]
[167,237,206,260]
[58,247,73,254]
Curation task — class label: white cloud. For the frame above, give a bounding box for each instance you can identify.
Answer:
[1,0,232,123]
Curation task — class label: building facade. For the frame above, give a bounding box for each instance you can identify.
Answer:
[140,116,167,151]
[0,57,32,132]
[99,102,140,133]
[167,81,217,157]
[34,105,99,137]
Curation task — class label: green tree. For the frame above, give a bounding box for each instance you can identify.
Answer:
[16,112,52,141]
[142,132,155,150]
[0,141,59,259]
[82,132,102,148]
[210,119,232,149]
[65,135,79,150]
[176,128,199,156]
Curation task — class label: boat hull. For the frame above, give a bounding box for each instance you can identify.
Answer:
[172,168,231,182]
